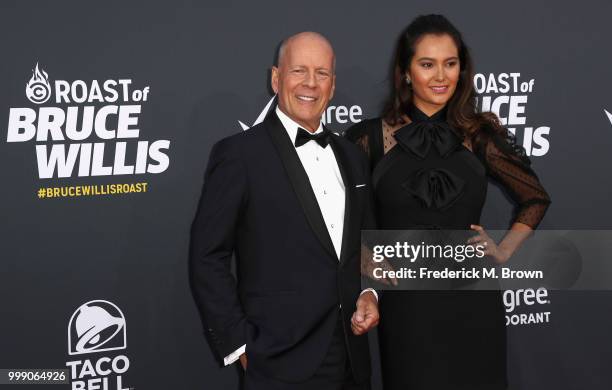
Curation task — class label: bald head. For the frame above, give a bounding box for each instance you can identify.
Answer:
[277,32,336,73]
[271,31,336,132]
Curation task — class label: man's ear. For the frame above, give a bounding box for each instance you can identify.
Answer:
[271,66,279,94]
[329,74,336,100]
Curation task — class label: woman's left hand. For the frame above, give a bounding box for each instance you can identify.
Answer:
[468,224,511,264]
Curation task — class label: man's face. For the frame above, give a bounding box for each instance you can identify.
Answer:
[271,34,335,132]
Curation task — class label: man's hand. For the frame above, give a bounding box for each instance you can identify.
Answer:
[239,353,247,370]
[351,291,379,335]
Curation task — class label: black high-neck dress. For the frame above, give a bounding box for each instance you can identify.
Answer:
[346,105,551,390]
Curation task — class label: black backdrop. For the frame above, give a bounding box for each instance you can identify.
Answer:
[2,1,612,389]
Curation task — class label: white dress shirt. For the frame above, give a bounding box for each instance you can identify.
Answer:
[276,107,346,258]
[223,107,376,365]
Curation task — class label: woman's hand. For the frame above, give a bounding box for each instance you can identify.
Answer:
[468,224,511,264]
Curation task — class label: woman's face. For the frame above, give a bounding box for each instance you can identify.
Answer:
[407,33,460,116]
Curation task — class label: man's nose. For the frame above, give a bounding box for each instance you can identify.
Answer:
[302,70,317,88]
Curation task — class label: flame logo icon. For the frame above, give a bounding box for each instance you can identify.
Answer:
[26,62,51,104]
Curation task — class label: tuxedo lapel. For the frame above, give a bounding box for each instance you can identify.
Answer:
[328,132,356,264]
[265,114,338,261]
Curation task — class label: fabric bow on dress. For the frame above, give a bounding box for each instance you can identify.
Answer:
[401,168,465,210]
[393,106,466,210]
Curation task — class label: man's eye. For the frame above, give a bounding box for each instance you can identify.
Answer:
[292,69,305,74]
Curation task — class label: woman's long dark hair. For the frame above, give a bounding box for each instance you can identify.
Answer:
[382,14,502,141]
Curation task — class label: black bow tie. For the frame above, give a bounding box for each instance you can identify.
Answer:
[295,127,330,148]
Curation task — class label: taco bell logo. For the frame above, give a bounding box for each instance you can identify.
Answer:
[25,62,51,104]
[68,300,126,355]
[66,300,131,390]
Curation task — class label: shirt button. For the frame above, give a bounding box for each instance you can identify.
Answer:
[316,156,320,161]
[323,190,327,195]
[331,224,335,228]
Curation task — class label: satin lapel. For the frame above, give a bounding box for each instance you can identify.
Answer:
[328,133,354,264]
[265,114,338,261]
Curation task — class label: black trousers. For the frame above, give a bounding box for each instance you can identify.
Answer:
[241,314,370,390]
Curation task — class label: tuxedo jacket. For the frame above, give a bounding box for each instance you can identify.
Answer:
[189,112,375,383]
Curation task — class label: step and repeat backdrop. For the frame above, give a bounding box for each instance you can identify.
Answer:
[2,0,612,389]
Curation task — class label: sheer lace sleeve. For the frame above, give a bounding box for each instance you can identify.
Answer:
[477,129,551,229]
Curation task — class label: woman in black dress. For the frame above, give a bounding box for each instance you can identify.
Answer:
[346,15,551,390]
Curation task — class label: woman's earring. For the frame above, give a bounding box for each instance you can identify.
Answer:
[405,75,412,85]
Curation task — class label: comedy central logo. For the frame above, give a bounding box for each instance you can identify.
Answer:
[66,300,130,390]
[26,62,51,104]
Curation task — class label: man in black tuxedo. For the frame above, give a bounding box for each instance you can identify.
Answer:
[189,32,378,389]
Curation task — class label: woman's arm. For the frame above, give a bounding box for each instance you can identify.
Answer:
[471,129,551,263]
